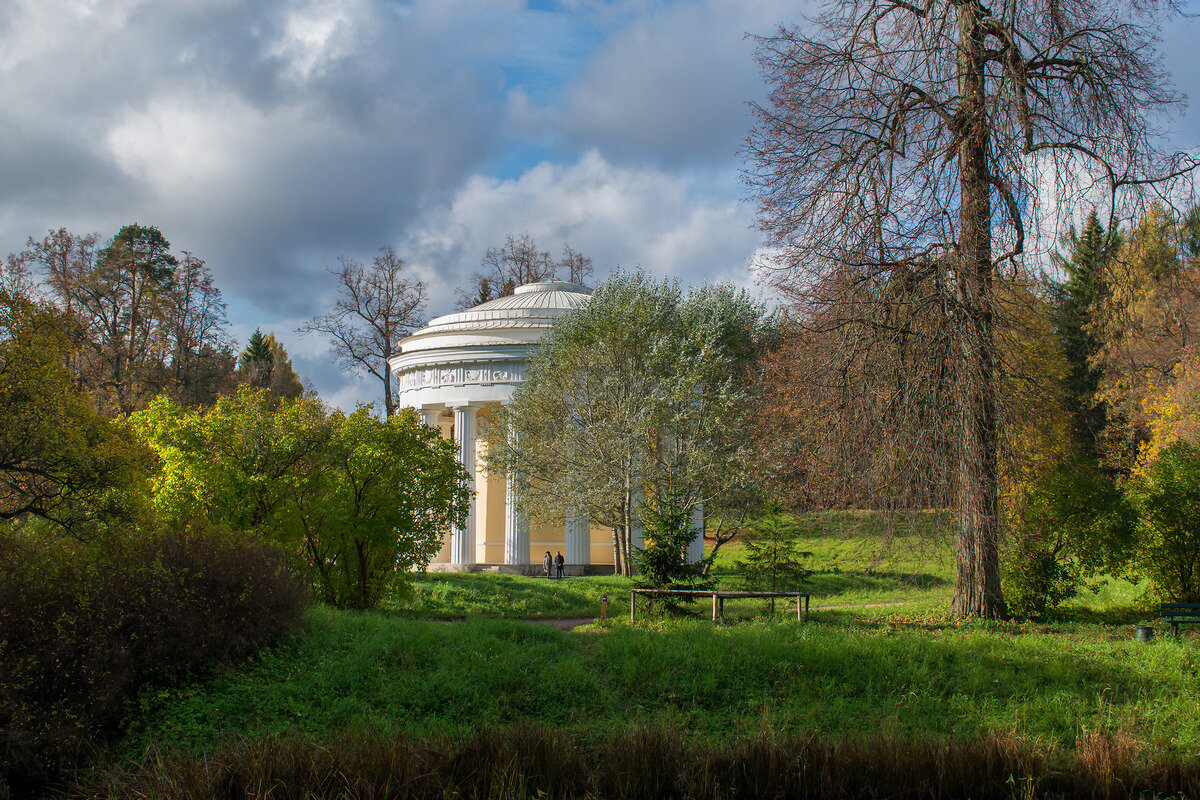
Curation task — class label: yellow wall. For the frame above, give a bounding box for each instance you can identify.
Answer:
[426,402,615,566]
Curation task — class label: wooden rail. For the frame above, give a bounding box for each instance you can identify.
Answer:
[629,589,810,623]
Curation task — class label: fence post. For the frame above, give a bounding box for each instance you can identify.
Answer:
[712,593,719,623]
[630,590,636,624]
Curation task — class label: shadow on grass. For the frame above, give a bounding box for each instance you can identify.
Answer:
[1049,604,1152,626]
[388,572,629,620]
[807,567,949,595]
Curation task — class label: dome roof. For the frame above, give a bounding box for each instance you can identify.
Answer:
[398,281,592,354]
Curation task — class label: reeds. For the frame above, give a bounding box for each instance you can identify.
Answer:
[78,725,1200,800]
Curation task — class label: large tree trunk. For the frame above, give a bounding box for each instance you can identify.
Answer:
[952,1,1007,618]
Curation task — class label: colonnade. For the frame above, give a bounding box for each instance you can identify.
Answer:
[420,401,591,567]
[417,402,705,568]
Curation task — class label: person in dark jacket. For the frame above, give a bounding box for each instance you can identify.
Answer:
[554,551,565,579]
[543,551,553,578]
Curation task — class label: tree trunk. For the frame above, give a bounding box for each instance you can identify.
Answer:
[619,486,633,577]
[952,1,1007,619]
[383,348,396,418]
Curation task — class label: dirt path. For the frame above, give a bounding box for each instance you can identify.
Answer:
[522,617,595,630]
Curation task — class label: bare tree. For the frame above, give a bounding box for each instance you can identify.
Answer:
[455,234,594,309]
[744,0,1195,616]
[23,229,100,391]
[300,245,426,417]
[165,251,231,405]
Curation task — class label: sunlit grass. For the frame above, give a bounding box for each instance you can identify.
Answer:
[126,604,1200,759]
[395,510,961,623]
[393,572,632,620]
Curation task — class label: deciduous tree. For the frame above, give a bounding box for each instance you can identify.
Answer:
[300,246,426,417]
[455,235,593,309]
[132,388,468,608]
[744,0,1195,616]
[0,292,152,529]
[1092,203,1200,473]
[489,272,771,576]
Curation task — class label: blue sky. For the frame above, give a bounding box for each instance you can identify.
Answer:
[0,0,1197,409]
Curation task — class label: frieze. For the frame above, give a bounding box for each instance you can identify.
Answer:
[398,363,525,391]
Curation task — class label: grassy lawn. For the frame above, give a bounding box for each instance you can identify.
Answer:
[116,509,1189,777]
[126,605,1200,760]
[396,510,962,623]
[395,573,633,619]
[395,509,1149,625]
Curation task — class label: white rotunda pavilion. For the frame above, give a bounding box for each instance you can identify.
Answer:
[389,281,614,572]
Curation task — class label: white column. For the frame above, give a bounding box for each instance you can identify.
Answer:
[686,497,705,564]
[504,468,529,565]
[419,406,440,429]
[565,510,590,565]
[450,404,478,565]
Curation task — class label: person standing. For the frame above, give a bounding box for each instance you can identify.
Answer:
[554,551,565,579]
[543,551,553,578]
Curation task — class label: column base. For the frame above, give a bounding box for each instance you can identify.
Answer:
[424,563,618,577]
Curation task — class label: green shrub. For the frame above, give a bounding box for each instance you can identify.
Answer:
[0,524,307,792]
[1003,461,1132,619]
[1126,441,1200,601]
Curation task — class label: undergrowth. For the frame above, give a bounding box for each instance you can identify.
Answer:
[82,725,1200,800]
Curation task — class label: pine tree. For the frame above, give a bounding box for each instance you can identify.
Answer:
[735,504,811,614]
[1049,211,1119,459]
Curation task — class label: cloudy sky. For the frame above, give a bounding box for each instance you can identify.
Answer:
[1,0,1198,409]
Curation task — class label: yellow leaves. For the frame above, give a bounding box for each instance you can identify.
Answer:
[1134,349,1200,479]
[996,281,1073,509]
[1091,203,1200,473]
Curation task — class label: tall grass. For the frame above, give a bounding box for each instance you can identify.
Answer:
[127,608,1200,757]
[82,725,1200,799]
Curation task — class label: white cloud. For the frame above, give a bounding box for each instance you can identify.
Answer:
[0,0,504,314]
[402,150,760,314]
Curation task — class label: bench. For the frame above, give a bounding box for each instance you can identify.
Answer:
[1159,603,1200,637]
[630,588,810,623]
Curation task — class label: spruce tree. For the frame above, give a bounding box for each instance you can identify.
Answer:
[240,328,272,370]
[735,504,811,615]
[1049,211,1119,459]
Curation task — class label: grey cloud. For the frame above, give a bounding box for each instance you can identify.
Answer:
[559,0,802,166]
[0,0,504,316]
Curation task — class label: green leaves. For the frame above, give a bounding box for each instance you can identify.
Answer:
[492,270,771,572]
[1126,441,1200,601]
[0,292,153,530]
[132,388,469,608]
